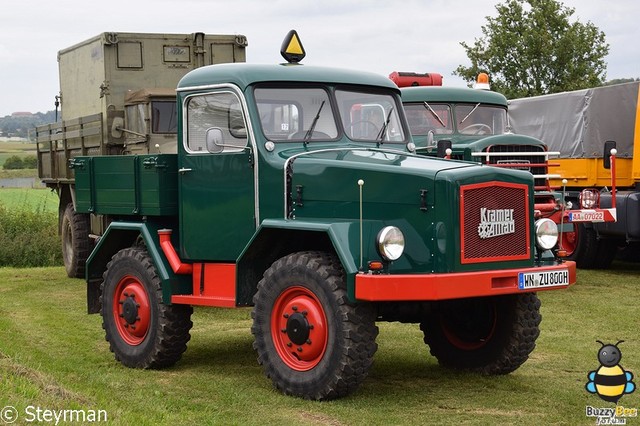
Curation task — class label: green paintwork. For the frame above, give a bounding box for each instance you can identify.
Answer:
[401,86,508,106]
[178,63,399,93]
[85,61,560,306]
[86,220,190,304]
[178,148,255,261]
[73,154,178,216]
[435,133,548,162]
[286,148,536,274]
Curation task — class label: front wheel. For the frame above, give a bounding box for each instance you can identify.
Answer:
[251,251,378,400]
[101,247,193,369]
[420,293,541,375]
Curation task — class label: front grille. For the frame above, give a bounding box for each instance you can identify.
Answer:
[460,182,530,264]
[485,145,547,189]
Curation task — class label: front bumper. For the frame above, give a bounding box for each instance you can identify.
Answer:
[355,260,576,301]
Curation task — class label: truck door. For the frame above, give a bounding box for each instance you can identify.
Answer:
[179,89,256,261]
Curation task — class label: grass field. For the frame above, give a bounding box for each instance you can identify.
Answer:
[0,264,639,425]
[0,188,57,212]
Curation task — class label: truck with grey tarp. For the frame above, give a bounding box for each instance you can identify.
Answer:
[509,82,638,268]
[36,32,248,277]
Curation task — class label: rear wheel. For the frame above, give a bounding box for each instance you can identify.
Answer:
[101,247,193,369]
[420,293,541,374]
[61,203,91,278]
[252,251,378,400]
[570,224,617,269]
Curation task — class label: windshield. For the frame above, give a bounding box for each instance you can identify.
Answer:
[255,87,338,141]
[456,104,507,135]
[254,86,405,143]
[404,103,453,136]
[336,89,405,142]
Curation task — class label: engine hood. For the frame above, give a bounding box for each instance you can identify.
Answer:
[413,132,545,153]
[281,145,535,275]
[284,146,509,220]
[451,133,546,152]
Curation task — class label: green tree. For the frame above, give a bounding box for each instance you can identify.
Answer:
[3,155,24,170]
[454,0,609,98]
[22,155,38,169]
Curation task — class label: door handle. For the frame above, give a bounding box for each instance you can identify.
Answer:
[178,168,192,174]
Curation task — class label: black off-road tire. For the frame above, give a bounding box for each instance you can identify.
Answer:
[61,202,91,278]
[101,247,193,369]
[251,251,378,400]
[570,224,617,269]
[420,293,541,375]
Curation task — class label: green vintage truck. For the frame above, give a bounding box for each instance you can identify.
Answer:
[71,32,575,400]
[397,73,616,265]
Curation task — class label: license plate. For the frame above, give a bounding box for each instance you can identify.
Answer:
[518,269,569,290]
[568,211,605,222]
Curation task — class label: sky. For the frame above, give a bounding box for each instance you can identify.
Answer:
[1,0,638,117]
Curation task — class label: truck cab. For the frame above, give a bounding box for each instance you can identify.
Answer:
[119,88,179,154]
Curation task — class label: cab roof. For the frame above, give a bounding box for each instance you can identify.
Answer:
[400,86,508,107]
[177,63,399,92]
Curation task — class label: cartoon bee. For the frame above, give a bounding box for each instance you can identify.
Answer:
[586,340,636,403]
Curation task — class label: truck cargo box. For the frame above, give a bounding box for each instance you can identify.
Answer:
[58,32,247,121]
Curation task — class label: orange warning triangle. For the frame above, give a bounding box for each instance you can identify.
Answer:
[286,33,303,55]
[280,29,306,63]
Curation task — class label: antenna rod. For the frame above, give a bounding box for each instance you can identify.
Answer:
[358,179,364,270]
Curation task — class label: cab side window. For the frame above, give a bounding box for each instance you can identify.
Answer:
[186,92,248,153]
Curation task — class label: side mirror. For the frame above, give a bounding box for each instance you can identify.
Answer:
[427,130,434,147]
[205,127,224,153]
[603,140,616,169]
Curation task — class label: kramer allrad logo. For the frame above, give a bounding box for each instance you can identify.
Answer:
[477,208,515,239]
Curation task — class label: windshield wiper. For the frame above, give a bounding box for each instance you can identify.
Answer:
[303,101,325,145]
[422,102,445,128]
[460,103,480,125]
[376,107,394,143]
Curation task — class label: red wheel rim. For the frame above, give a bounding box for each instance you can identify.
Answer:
[441,302,497,351]
[112,274,151,346]
[559,222,578,256]
[271,286,328,371]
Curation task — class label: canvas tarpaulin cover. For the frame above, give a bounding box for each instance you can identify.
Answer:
[508,81,639,159]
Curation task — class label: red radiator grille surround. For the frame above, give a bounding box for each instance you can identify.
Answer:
[460,181,530,264]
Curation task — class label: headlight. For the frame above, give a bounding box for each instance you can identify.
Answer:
[535,218,558,250]
[580,189,600,209]
[377,226,405,261]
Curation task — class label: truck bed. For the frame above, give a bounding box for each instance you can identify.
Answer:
[72,154,178,216]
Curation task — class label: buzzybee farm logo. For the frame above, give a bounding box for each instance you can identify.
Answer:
[585,340,637,424]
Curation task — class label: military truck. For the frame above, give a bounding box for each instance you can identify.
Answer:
[36,31,248,277]
[70,31,576,400]
[509,82,637,268]
[397,73,616,265]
